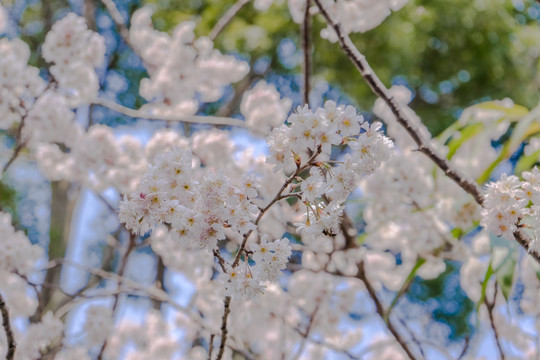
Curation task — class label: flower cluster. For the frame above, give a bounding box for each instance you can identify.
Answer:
[0,38,46,129]
[0,211,44,325]
[0,211,42,275]
[241,80,292,136]
[268,101,393,239]
[129,7,249,116]
[481,168,540,247]
[221,236,292,299]
[42,13,105,106]
[288,0,408,41]
[119,147,259,250]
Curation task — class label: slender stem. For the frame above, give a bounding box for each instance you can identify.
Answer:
[484,286,505,360]
[302,0,312,105]
[2,115,26,175]
[356,261,418,360]
[216,296,231,360]
[208,334,215,360]
[0,292,15,360]
[100,0,131,46]
[216,148,322,359]
[293,302,320,360]
[97,233,137,360]
[94,97,247,128]
[231,147,321,268]
[209,0,251,41]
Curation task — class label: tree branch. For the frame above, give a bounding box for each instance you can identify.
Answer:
[356,261,418,360]
[97,232,136,360]
[209,0,251,41]
[312,0,540,265]
[215,148,322,359]
[302,0,312,105]
[100,0,131,46]
[312,0,484,206]
[216,296,231,360]
[94,97,247,128]
[484,285,505,360]
[0,292,15,360]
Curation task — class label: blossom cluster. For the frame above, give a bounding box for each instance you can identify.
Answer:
[42,13,106,106]
[268,101,393,241]
[222,236,292,298]
[0,38,46,129]
[129,6,249,116]
[240,80,292,136]
[0,212,42,317]
[119,147,258,249]
[481,168,540,247]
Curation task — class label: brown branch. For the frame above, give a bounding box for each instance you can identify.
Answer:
[215,148,322,358]
[232,146,322,268]
[2,115,26,175]
[100,0,130,47]
[302,0,312,105]
[209,0,251,41]
[312,0,484,206]
[293,302,321,360]
[208,333,215,360]
[312,0,540,266]
[457,335,471,360]
[513,228,540,263]
[0,292,15,360]
[97,232,137,360]
[484,285,505,360]
[356,261,418,360]
[216,296,231,360]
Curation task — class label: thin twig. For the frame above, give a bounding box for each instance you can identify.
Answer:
[356,261,418,360]
[293,302,321,360]
[232,147,321,268]
[213,249,227,273]
[209,0,251,41]
[0,292,15,360]
[100,0,130,46]
[208,334,215,360]
[215,148,322,359]
[457,335,471,360]
[97,232,137,360]
[302,0,312,105]
[216,296,231,360]
[94,97,247,128]
[2,114,26,175]
[312,0,540,265]
[312,0,484,206]
[484,285,505,360]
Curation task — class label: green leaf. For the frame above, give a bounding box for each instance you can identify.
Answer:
[385,257,427,323]
[357,233,367,245]
[446,122,484,160]
[515,149,540,175]
[475,101,529,120]
[476,262,493,317]
[495,255,516,301]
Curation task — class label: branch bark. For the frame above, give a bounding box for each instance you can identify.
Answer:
[302,0,312,105]
[356,261,418,360]
[0,292,15,360]
[312,0,540,265]
[312,0,484,206]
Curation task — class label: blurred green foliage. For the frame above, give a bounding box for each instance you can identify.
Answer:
[145,0,540,135]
